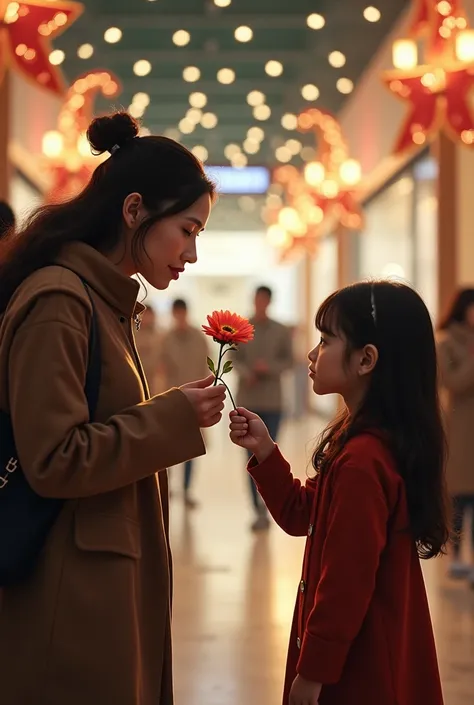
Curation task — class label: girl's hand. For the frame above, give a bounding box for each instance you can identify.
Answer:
[229,407,276,463]
[289,675,322,705]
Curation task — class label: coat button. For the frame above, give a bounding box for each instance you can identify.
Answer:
[308,523,313,537]
[297,637,301,649]
[300,579,305,593]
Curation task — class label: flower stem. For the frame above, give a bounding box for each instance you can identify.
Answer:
[216,376,237,411]
[213,343,225,387]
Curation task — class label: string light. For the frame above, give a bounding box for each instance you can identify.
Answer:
[307,13,325,30]
[104,27,122,44]
[49,49,65,66]
[186,108,202,124]
[265,60,283,77]
[189,92,207,108]
[225,143,241,159]
[179,118,195,134]
[247,126,265,141]
[363,6,381,22]
[328,51,346,68]
[243,139,260,154]
[247,90,265,106]
[77,44,94,60]
[173,30,191,47]
[201,112,218,128]
[337,78,354,94]
[217,68,236,84]
[281,113,298,130]
[232,153,248,168]
[235,26,253,43]
[192,145,208,162]
[301,84,320,101]
[183,66,201,82]
[253,104,271,120]
[134,60,152,77]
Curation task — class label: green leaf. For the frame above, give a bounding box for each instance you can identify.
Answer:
[222,360,233,375]
[207,357,216,375]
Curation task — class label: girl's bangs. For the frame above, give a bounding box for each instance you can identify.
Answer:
[315,293,340,336]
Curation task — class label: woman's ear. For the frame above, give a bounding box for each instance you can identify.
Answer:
[122,192,143,229]
[358,344,379,377]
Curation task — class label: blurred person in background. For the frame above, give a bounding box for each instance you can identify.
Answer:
[135,304,165,395]
[0,200,15,239]
[161,298,209,507]
[234,285,294,531]
[438,288,474,585]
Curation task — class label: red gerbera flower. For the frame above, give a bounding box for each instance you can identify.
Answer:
[202,310,254,345]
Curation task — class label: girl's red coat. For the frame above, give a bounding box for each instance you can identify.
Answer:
[248,433,444,705]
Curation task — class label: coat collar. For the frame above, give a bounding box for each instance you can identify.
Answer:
[55,241,146,320]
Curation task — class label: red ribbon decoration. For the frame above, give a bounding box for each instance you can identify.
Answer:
[0,0,83,96]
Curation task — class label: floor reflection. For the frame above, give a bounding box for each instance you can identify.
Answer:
[170,417,474,705]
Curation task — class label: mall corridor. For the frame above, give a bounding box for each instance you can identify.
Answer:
[170,417,474,705]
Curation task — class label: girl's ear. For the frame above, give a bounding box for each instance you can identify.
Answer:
[358,344,378,377]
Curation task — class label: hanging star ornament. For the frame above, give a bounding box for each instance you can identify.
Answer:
[383,0,474,154]
[0,0,83,96]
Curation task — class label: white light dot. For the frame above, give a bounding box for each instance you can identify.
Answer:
[363,6,381,22]
[286,139,302,155]
[133,92,150,108]
[134,60,152,77]
[243,138,260,154]
[173,30,191,47]
[179,118,195,135]
[275,146,292,163]
[301,83,320,101]
[77,43,94,60]
[214,0,231,6]
[337,77,354,94]
[129,103,145,119]
[281,113,298,130]
[189,92,207,108]
[253,104,271,121]
[49,49,65,66]
[307,13,325,30]
[247,90,265,106]
[234,26,253,42]
[192,145,208,162]
[186,108,202,124]
[104,27,122,44]
[201,112,218,129]
[217,68,235,84]
[232,153,248,168]
[225,143,241,159]
[247,126,264,141]
[328,51,346,68]
[183,66,201,82]
[265,60,283,77]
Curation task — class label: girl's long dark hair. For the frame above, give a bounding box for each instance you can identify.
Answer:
[0,112,216,314]
[312,281,449,560]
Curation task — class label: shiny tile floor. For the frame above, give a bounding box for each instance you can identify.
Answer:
[169,417,474,705]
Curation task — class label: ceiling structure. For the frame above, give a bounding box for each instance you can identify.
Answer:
[53,0,409,169]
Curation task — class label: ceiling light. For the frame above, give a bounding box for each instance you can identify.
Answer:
[328,51,346,68]
[281,113,298,130]
[232,153,248,168]
[337,77,354,94]
[363,6,381,22]
[225,143,241,159]
[307,13,325,30]
[243,138,260,154]
[183,66,201,82]
[49,49,65,66]
[265,60,283,77]
[214,0,231,6]
[253,104,271,120]
[217,68,235,84]
[134,60,152,76]
[301,83,320,101]
[235,26,253,42]
[189,92,207,108]
[286,139,302,155]
[247,126,264,141]
[133,92,150,107]
[179,118,195,135]
[186,108,202,124]
[275,146,292,163]
[201,112,218,128]
[173,30,191,47]
[247,90,265,106]
[192,145,208,162]
[104,27,122,44]
[77,43,94,60]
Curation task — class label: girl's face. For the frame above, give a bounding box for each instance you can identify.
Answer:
[119,192,212,289]
[308,327,378,409]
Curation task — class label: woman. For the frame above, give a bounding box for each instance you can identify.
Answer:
[0,112,225,705]
[438,288,474,584]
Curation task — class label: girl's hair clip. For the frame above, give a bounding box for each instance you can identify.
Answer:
[109,144,121,155]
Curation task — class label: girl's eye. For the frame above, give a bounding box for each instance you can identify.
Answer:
[183,228,193,236]
[319,336,326,347]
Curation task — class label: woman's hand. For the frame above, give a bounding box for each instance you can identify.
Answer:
[289,675,322,705]
[180,375,226,428]
[229,407,276,463]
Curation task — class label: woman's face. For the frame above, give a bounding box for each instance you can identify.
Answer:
[121,192,212,289]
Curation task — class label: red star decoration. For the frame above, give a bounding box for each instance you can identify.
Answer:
[411,0,467,57]
[383,62,474,154]
[0,0,83,96]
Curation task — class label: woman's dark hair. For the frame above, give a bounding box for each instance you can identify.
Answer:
[438,288,474,329]
[0,200,15,239]
[312,281,449,560]
[0,112,216,313]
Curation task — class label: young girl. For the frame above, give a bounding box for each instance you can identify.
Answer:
[230,281,447,705]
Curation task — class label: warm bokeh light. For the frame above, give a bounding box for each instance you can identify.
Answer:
[133,92,150,107]
[173,30,191,47]
[247,126,265,141]
[392,39,418,70]
[201,112,218,128]
[455,29,474,62]
[336,78,354,94]
[49,50,65,66]
[286,139,302,155]
[363,6,381,22]
[192,145,208,162]
[104,27,122,44]
[214,0,231,6]
[225,143,241,159]
[232,152,248,168]
[275,146,292,163]
[265,60,283,77]
[186,108,202,124]
[307,13,325,30]
[304,161,325,186]
[278,207,305,234]
[253,104,271,120]
[301,84,320,101]
[134,60,152,77]
[189,92,207,108]
[42,130,64,157]
[178,118,195,134]
[267,224,290,248]
[77,43,94,60]
[328,51,346,68]
[339,158,362,186]
[281,113,298,130]
[243,138,260,154]
[183,66,201,82]
[235,26,253,43]
[217,68,236,84]
[247,90,265,106]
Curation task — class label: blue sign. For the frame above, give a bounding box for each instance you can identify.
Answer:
[205,166,270,194]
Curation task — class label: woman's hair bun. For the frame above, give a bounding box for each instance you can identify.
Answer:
[87,111,140,155]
